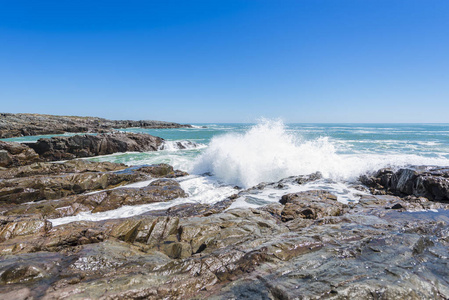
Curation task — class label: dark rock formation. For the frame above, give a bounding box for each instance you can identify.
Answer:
[0,141,40,168]
[137,164,189,178]
[27,132,163,161]
[2,166,449,299]
[0,162,143,205]
[0,112,191,138]
[279,190,345,221]
[360,166,449,201]
[0,161,189,218]
[0,159,127,180]
[1,191,449,299]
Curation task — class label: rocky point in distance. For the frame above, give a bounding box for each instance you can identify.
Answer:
[0,113,449,299]
[0,112,191,139]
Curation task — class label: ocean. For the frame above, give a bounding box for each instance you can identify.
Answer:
[4,120,449,225]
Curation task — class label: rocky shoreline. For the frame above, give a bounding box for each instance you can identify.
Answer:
[0,113,192,139]
[1,130,449,298]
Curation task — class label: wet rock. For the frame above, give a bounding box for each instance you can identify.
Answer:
[2,179,187,219]
[0,287,31,300]
[0,217,51,242]
[0,264,46,284]
[0,150,12,168]
[0,173,449,299]
[361,166,449,201]
[137,163,189,178]
[90,183,187,213]
[166,203,212,218]
[0,141,40,168]
[279,190,345,222]
[0,159,127,180]
[27,132,164,161]
[0,171,140,204]
[110,219,143,243]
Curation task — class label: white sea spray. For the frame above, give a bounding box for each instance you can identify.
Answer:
[192,120,449,188]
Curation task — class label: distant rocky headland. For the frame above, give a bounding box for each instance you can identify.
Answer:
[0,113,192,138]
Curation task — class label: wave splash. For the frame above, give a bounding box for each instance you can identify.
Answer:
[159,140,203,151]
[193,119,449,188]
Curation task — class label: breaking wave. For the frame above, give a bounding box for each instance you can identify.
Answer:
[193,120,449,188]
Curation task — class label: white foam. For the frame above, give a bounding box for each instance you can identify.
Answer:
[227,180,367,210]
[158,140,206,151]
[49,175,236,226]
[192,120,449,188]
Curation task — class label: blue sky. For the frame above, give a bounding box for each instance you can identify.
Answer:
[1,0,448,123]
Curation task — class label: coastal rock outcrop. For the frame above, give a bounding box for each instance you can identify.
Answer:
[0,161,189,218]
[27,132,164,161]
[360,166,449,201]
[0,112,192,138]
[1,189,449,299]
[279,190,346,221]
[0,161,143,205]
[2,157,449,299]
[0,141,40,168]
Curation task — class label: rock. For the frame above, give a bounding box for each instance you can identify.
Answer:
[0,173,449,299]
[0,112,191,139]
[0,160,189,219]
[0,217,52,242]
[0,150,12,168]
[279,190,345,222]
[0,287,31,300]
[2,180,187,218]
[361,166,449,201]
[0,141,40,168]
[0,170,141,204]
[27,132,164,161]
[137,163,189,178]
[0,265,46,284]
[90,183,187,213]
[0,159,127,180]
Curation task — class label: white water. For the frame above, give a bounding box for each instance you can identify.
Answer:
[192,120,449,188]
[49,175,237,226]
[158,140,205,151]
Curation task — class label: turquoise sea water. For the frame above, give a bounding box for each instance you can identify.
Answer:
[122,123,449,157]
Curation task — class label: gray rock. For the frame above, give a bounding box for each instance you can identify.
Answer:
[361,166,449,201]
[0,112,191,138]
[27,132,164,161]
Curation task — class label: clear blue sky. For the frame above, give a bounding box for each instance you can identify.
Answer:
[1,0,448,123]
